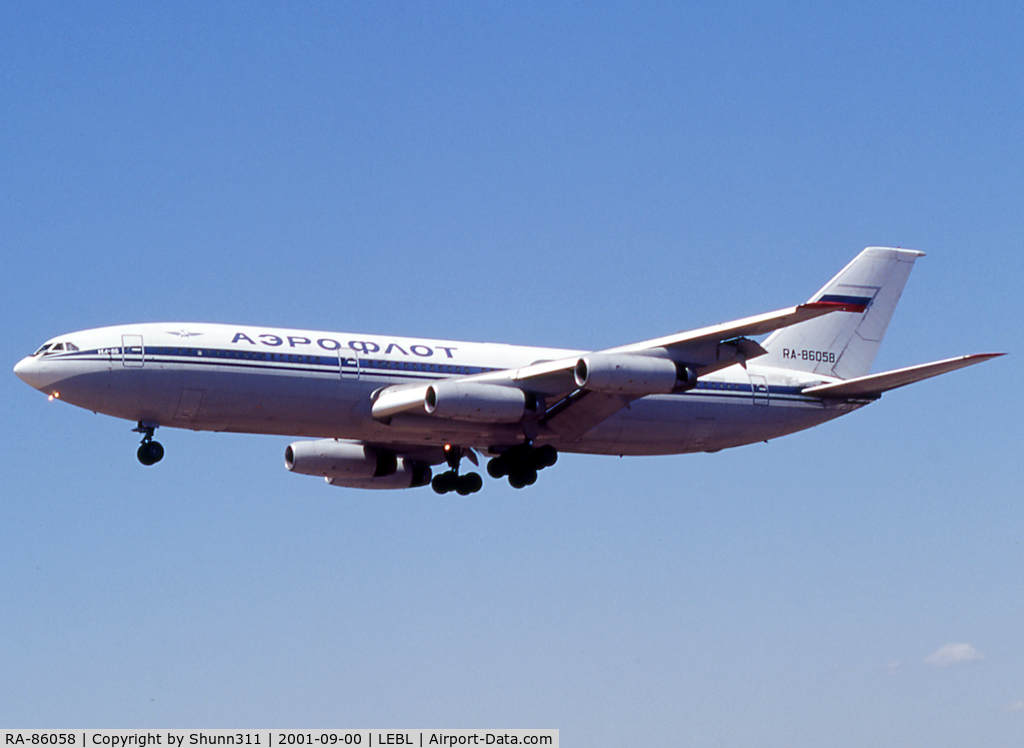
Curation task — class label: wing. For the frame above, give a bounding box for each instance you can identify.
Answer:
[371,302,853,441]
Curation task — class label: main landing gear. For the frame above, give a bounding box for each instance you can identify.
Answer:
[134,422,164,466]
[432,444,483,495]
[487,443,557,489]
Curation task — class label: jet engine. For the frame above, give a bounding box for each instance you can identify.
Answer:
[424,381,532,423]
[285,439,431,489]
[286,439,398,480]
[325,458,432,489]
[371,384,430,420]
[574,353,696,395]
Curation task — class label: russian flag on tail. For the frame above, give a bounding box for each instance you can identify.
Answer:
[808,294,873,313]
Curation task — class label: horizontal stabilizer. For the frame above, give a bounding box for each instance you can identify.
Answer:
[802,353,1004,399]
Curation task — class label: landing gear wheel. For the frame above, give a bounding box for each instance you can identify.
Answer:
[487,457,507,479]
[433,446,485,494]
[508,467,537,489]
[432,472,456,494]
[494,442,554,488]
[456,472,483,495]
[537,445,558,468]
[134,421,163,466]
[434,470,483,495]
[137,440,164,466]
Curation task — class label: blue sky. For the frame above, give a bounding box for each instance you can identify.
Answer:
[2,2,1022,744]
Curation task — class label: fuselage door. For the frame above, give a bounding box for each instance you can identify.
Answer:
[339,348,360,379]
[749,373,769,405]
[122,334,145,368]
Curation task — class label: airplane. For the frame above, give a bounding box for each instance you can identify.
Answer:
[14,247,1002,494]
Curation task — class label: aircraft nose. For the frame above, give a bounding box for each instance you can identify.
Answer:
[14,356,46,390]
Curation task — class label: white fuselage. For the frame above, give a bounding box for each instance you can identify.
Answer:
[15,322,859,459]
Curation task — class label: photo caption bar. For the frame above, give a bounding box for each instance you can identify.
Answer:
[0,731,557,748]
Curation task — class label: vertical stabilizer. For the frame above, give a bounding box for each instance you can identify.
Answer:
[760,247,925,380]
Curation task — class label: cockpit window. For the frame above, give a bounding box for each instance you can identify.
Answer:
[33,341,79,355]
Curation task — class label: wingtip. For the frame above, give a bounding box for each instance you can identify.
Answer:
[953,352,1007,367]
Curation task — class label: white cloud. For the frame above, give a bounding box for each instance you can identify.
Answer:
[1001,700,1024,713]
[923,642,984,667]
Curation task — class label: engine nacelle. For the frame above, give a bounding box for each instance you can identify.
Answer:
[371,384,430,420]
[325,458,432,490]
[424,381,531,423]
[574,353,693,395]
[285,439,397,481]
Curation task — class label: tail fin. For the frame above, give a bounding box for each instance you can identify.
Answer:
[760,247,925,380]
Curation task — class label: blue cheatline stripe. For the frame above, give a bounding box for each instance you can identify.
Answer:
[99,343,548,382]
[53,346,498,378]
[51,348,823,403]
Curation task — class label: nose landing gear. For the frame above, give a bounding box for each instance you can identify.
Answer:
[133,422,164,466]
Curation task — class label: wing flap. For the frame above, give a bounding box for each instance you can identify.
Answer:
[802,353,1004,399]
[542,390,633,442]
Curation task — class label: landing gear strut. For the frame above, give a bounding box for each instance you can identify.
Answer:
[432,444,483,495]
[134,422,164,466]
[487,443,557,489]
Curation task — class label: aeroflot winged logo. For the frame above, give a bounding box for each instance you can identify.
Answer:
[167,329,204,338]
